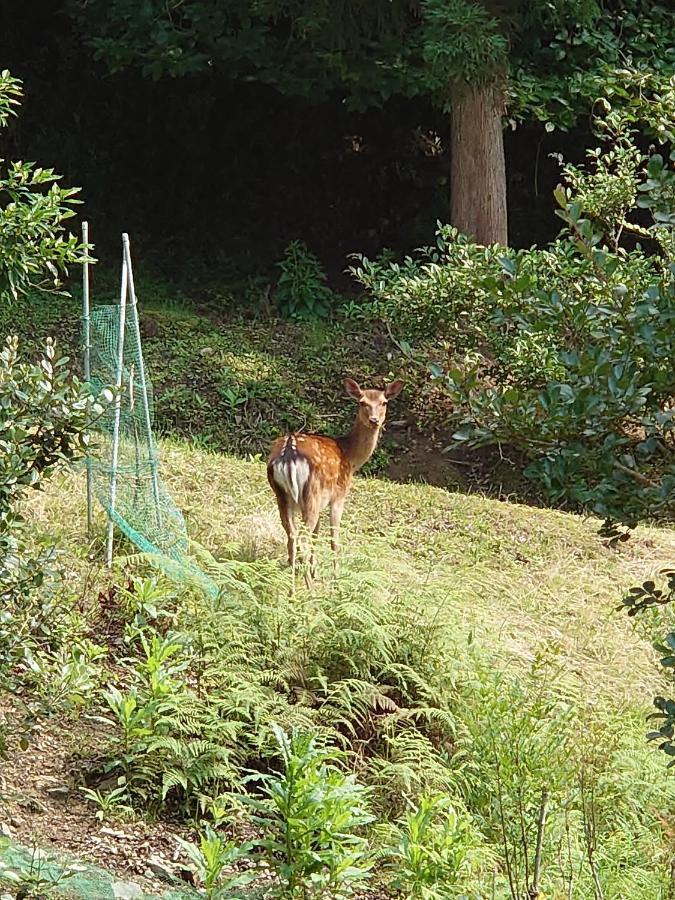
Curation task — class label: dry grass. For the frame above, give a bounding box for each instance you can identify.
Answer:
[27,440,675,712]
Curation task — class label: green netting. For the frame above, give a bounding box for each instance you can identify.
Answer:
[84,302,218,598]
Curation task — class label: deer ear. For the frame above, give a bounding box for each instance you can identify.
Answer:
[385,379,403,399]
[344,378,363,400]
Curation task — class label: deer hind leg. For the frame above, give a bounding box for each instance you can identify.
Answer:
[329,498,345,578]
[302,495,323,589]
[271,486,298,587]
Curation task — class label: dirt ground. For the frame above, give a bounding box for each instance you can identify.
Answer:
[0,702,195,897]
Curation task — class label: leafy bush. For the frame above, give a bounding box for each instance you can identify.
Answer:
[352,114,675,527]
[0,336,106,675]
[99,629,239,815]
[0,71,100,702]
[86,557,675,897]
[92,554,462,818]
[620,572,675,766]
[378,793,489,898]
[0,71,86,302]
[176,826,254,899]
[244,724,373,899]
[275,241,333,319]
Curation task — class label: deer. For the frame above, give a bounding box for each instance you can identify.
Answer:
[267,378,404,587]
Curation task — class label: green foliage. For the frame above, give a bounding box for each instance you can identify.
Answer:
[0,70,21,127]
[0,840,83,898]
[72,0,675,135]
[275,241,333,320]
[176,826,255,899]
[0,72,85,302]
[620,572,675,765]
[99,628,239,815]
[419,0,507,99]
[460,655,577,898]
[509,4,675,134]
[7,458,675,898]
[354,114,675,526]
[244,724,373,899]
[378,793,488,898]
[0,336,106,676]
[94,546,461,819]
[0,279,402,468]
[80,785,134,823]
[0,74,100,694]
[87,543,671,897]
[23,639,106,713]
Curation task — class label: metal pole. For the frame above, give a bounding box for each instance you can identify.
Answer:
[106,238,129,568]
[82,221,94,536]
[122,234,162,529]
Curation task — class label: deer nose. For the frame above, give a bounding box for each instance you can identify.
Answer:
[369,416,380,425]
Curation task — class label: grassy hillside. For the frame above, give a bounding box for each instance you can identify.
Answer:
[36,445,672,704]
[4,441,674,897]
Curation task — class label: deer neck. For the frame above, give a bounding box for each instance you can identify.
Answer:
[339,418,381,472]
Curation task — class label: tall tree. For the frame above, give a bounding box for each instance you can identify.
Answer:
[69,0,675,246]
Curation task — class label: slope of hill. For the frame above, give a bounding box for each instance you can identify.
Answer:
[2,444,673,897]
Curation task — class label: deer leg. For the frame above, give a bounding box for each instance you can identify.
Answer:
[273,490,298,589]
[309,517,321,580]
[329,499,344,578]
[302,499,322,589]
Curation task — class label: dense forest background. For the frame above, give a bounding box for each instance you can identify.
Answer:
[0,2,587,282]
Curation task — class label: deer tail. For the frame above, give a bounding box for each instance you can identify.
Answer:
[269,435,310,505]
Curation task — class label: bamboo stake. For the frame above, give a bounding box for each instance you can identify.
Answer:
[122,234,162,530]
[528,787,550,899]
[82,221,94,535]
[105,239,129,567]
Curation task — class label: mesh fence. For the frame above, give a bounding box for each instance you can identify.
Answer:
[85,302,218,597]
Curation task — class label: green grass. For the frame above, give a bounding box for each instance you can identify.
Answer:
[1,279,523,497]
[20,439,675,898]
[7,280,675,896]
[34,444,673,706]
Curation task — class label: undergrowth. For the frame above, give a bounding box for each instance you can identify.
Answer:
[2,440,673,897]
[10,514,672,898]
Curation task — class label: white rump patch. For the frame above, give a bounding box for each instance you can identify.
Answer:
[271,454,310,505]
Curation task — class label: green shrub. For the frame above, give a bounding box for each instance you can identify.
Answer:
[244,724,373,899]
[275,241,333,319]
[176,826,255,899]
[0,71,85,303]
[0,71,99,701]
[88,560,675,897]
[99,629,240,815]
[0,336,106,675]
[352,115,675,528]
[378,793,489,898]
[621,573,675,765]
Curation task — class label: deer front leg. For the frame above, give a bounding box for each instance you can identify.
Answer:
[329,498,345,578]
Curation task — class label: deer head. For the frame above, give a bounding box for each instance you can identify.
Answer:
[344,378,404,429]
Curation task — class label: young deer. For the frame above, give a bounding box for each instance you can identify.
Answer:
[267,378,403,585]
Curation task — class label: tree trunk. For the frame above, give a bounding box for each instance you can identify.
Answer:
[450,77,508,246]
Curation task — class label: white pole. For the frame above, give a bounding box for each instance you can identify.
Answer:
[122,234,162,529]
[106,238,129,568]
[82,221,94,536]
